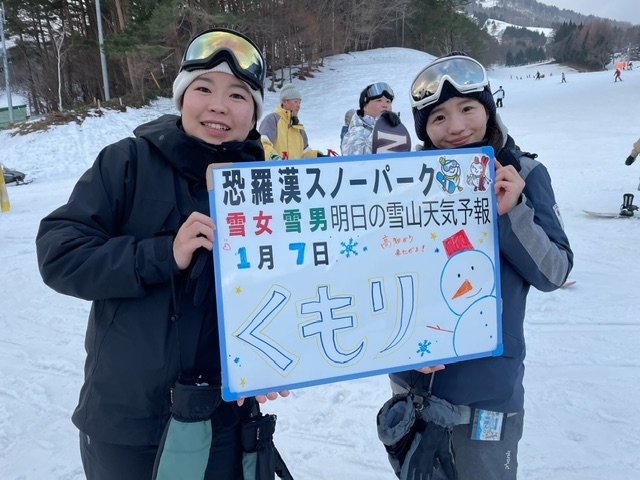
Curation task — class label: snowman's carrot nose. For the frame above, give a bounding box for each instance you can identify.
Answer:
[452,279,472,299]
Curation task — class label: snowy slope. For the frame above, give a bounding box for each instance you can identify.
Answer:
[1,48,639,479]
[484,18,554,42]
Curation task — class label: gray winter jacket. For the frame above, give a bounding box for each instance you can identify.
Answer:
[390,134,573,414]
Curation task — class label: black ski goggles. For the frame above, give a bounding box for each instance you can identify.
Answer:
[410,56,489,110]
[364,82,395,103]
[179,28,265,94]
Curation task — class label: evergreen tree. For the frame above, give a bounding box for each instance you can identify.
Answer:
[506,50,514,66]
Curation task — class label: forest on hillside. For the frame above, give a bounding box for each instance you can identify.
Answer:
[1,0,638,116]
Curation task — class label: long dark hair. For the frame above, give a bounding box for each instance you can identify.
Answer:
[485,116,504,154]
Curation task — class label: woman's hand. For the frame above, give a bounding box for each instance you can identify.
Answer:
[173,212,215,270]
[494,159,525,215]
[236,390,291,407]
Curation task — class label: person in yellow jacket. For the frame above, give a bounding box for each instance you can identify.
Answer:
[1,164,10,212]
[259,83,326,160]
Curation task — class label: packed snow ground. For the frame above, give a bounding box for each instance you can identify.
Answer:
[1,48,639,479]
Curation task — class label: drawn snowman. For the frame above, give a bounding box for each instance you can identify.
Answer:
[439,230,499,356]
[466,155,491,192]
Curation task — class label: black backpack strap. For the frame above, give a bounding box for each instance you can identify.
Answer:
[497,147,521,172]
[496,135,538,172]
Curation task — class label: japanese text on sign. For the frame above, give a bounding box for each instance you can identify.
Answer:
[208,148,502,400]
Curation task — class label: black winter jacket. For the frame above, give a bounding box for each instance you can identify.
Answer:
[36,114,264,445]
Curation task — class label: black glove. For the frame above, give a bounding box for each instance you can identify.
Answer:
[380,111,401,127]
[401,421,457,480]
[317,152,328,157]
[625,155,636,166]
[377,393,418,477]
[241,413,294,480]
[378,393,461,480]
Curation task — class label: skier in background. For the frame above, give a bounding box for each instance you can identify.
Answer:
[493,85,505,107]
[614,68,623,82]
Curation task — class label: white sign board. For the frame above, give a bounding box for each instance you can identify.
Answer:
[208,147,502,401]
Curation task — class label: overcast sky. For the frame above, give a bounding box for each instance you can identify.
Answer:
[538,0,639,25]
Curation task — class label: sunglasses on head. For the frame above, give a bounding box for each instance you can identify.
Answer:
[410,56,489,110]
[364,82,395,103]
[180,28,265,93]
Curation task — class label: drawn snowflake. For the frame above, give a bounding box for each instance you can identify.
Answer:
[417,339,432,357]
[340,238,359,258]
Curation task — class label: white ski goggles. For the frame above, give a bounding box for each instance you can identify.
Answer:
[410,56,489,110]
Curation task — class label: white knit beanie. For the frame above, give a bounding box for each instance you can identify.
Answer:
[280,83,301,102]
[172,61,263,120]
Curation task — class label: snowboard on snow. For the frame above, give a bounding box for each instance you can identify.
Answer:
[372,114,411,153]
[582,210,640,219]
[584,193,640,219]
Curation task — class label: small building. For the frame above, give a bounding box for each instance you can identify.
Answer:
[0,104,27,128]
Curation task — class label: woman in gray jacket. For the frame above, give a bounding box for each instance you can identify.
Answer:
[381,52,573,480]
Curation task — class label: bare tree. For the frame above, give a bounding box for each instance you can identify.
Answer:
[51,25,68,111]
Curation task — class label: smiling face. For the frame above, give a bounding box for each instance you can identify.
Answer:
[425,96,489,149]
[180,71,255,144]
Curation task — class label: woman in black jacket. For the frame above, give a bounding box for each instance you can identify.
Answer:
[36,28,288,480]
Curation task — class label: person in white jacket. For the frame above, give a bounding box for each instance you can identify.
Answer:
[493,85,505,107]
[341,82,395,156]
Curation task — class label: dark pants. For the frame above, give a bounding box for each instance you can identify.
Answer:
[80,418,246,480]
[496,98,503,107]
[433,410,524,480]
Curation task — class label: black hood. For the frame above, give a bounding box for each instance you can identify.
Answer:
[133,114,264,186]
